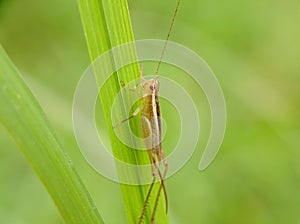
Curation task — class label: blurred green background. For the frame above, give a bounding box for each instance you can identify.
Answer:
[1,0,300,223]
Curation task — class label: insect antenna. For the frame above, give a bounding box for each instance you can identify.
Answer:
[154,0,181,78]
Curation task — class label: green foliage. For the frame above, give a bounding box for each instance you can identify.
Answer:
[0,45,103,223]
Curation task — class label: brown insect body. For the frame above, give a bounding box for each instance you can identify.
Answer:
[138,78,168,224]
[140,79,164,164]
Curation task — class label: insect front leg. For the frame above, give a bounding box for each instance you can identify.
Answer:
[139,63,147,81]
[113,106,141,128]
[120,80,143,98]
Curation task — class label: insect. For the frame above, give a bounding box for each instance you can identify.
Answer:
[114,0,181,223]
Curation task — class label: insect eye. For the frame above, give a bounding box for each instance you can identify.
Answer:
[150,85,156,90]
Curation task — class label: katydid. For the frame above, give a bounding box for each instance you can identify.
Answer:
[114,1,181,223]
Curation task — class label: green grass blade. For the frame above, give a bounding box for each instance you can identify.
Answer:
[0,45,104,224]
[77,0,168,223]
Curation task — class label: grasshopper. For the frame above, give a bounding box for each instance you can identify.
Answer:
[114,0,181,223]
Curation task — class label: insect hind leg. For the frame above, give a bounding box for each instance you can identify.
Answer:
[139,154,168,224]
[151,162,168,224]
[138,173,157,224]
